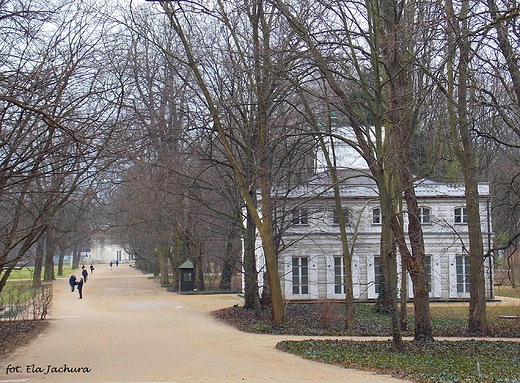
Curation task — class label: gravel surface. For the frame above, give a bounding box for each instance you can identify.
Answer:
[0,265,405,383]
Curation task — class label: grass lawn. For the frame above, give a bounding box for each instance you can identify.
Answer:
[7,266,77,280]
[495,285,520,299]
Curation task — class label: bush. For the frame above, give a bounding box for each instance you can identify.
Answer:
[0,283,53,321]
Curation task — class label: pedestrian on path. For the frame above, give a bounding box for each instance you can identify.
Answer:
[116,260,119,267]
[82,267,88,282]
[77,278,84,299]
[110,261,113,270]
[69,274,77,292]
[90,264,95,274]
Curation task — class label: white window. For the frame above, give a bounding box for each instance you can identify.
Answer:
[372,208,382,224]
[456,255,470,293]
[333,208,349,225]
[334,256,345,294]
[292,257,309,295]
[116,250,121,261]
[418,207,431,224]
[374,256,382,294]
[292,209,309,225]
[454,207,467,224]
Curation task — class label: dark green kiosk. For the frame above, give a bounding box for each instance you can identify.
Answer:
[178,260,194,292]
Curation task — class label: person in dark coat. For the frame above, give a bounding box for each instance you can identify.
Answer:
[82,267,88,283]
[69,274,77,292]
[77,278,84,299]
[90,264,94,274]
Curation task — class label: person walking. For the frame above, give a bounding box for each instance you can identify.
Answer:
[90,264,95,274]
[77,278,84,299]
[109,261,113,270]
[69,274,77,292]
[82,267,88,283]
[116,260,119,267]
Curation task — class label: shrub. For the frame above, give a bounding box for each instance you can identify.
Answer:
[0,283,53,321]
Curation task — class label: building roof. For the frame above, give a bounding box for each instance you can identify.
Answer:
[279,168,490,200]
[178,260,194,269]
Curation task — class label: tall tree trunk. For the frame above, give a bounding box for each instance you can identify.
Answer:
[243,202,262,317]
[72,243,80,269]
[57,240,66,277]
[379,0,433,342]
[219,262,233,291]
[194,248,205,291]
[219,220,241,290]
[32,238,44,288]
[157,245,170,286]
[446,0,488,334]
[400,248,408,331]
[43,231,56,282]
[251,0,285,326]
[379,179,404,350]
[167,250,178,291]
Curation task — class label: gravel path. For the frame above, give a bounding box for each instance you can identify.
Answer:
[0,265,408,383]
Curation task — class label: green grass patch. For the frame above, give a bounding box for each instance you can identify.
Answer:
[495,285,520,299]
[1,283,42,304]
[8,266,77,280]
[277,339,520,383]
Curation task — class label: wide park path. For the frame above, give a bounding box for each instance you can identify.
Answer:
[1,265,517,383]
[0,264,407,383]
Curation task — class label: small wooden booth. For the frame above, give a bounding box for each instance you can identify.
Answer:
[178,260,195,292]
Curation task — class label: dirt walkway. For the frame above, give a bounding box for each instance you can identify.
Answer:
[1,264,407,383]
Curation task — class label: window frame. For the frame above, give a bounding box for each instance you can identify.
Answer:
[292,208,309,225]
[292,257,309,295]
[456,254,470,293]
[333,256,345,294]
[374,255,382,294]
[372,207,382,225]
[418,207,431,224]
[454,207,467,224]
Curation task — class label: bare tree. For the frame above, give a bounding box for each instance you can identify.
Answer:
[145,0,312,325]
[0,0,128,290]
[444,0,489,334]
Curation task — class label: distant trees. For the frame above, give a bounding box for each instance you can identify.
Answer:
[0,0,126,290]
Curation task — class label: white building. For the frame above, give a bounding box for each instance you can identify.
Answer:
[255,168,493,301]
[90,235,132,264]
